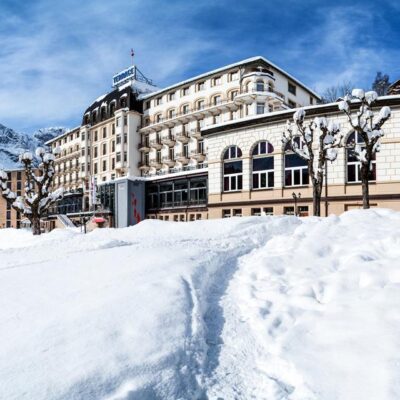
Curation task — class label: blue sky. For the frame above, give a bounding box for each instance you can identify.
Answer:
[0,0,399,133]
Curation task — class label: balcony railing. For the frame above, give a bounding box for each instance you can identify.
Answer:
[142,98,238,129]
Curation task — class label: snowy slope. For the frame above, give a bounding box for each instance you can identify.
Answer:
[1,209,400,399]
[0,125,66,170]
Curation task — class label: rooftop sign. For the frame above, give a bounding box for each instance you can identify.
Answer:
[112,66,136,88]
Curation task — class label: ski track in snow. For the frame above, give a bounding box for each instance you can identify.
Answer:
[1,210,400,399]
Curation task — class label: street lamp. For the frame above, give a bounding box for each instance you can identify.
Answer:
[292,192,301,216]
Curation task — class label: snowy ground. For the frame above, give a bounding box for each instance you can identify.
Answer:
[1,209,400,400]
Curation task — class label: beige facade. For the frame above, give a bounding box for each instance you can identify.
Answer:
[203,97,400,218]
[0,169,26,228]
[139,56,319,178]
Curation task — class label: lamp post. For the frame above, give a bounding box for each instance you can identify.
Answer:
[292,192,301,216]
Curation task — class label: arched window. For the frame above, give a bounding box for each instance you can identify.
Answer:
[284,138,309,186]
[346,132,376,182]
[223,146,243,192]
[109,102,116,116]
[252,141,274,189]
[256,80,264,92]
[100,107,106,121]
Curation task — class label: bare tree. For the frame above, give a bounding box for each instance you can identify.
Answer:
[338,89,391,209]
[283,109,343,216]
[320,81,353,104]
[0,147,63,235]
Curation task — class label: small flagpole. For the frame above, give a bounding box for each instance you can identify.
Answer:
[131,48,134,65]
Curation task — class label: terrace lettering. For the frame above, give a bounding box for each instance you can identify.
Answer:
[112,66,135,87]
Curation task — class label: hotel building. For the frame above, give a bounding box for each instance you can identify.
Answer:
[3,56,399,229]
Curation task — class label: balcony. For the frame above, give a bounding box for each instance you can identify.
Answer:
[161,134,175,147]
[175,152,189,164]
[175,131,189,143]
[140,99,239,133]
[138,141,150,152]
[234,86,285,105]
[190,149,206,162]
[149,159,162,168]
[149,139,162,150]
[138,161,150,171]
[161,156,175,167]
[189,128,201,139]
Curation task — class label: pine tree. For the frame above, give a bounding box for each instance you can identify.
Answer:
[372,72,391,96]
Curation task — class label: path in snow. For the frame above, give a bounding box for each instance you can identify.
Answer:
[1,210,400,400]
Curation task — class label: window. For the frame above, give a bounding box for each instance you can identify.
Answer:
[213,76,222,86]
[198,140,204,154]
[102,143,107,156]
[168,109,176,119]
[156,97,162,106]
[182,104,190,114]
[252,141,274,189]
[182,87,190,96]
[213,95,222,105]
[223,146,243,192]
[298,206,309,217]
[94,131,98,141]
[213,114,221,124]
[112,158,115,169]
[155,113,162,123]
[124,152,127,162]
[197,99,205,110]
[233,209,242,217]
[230,90,238,100]
[346,132,376,183]
[124,132,127,143]
[94,146,98,158]
[197,81,205,91]
[288,99,296,109]
[124,116,127,126]
[256,103,265,115]
[229,71,239,81]
[116,135,121,144]
[183,144,189,158]
[116,152,121,162]
[284,206,295,215]
[116,117,121,127]
[94,163,98,174]
[222,209,231,218]
[310,96,314,105]
[111,140,115,152]
[251,207,273,216]
[168,92,175,101]
[256,81,264,92]
[284,140,309,186]
[102,160,107,172]
[288,82,297,95]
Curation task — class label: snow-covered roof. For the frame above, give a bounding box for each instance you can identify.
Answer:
[45,126,81,145]
[140,56,321,100]
[201,94,400,135]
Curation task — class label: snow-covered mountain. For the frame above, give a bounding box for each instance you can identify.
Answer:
[0,124,67,170]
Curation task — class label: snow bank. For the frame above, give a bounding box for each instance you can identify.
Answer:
[1,209,400,399]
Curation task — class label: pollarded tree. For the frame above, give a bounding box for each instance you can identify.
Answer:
[338,89,391,209]
[283,109,343,216]
[0,147,64,235]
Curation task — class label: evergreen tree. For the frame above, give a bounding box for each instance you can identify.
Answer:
[372,72,391,96]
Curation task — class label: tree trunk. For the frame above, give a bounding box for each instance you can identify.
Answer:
[31,217,41,235]
[360,163,370,209]
[313,183,322,217]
